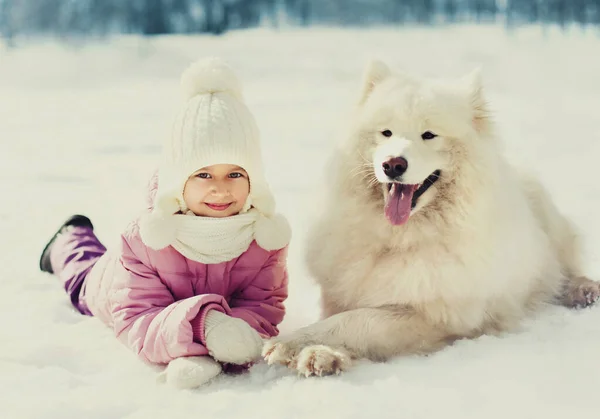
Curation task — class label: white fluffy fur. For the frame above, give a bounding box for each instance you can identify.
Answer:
[263,60,599,376]
[180,57,243,101]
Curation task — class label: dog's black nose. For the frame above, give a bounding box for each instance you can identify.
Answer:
[382,157,408,179]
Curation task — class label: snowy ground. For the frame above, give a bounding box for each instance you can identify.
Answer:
[1,24,600,419]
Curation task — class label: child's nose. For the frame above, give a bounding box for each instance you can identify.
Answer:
[210,184,229,195]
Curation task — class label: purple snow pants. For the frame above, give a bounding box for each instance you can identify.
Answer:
[50,226,106,315]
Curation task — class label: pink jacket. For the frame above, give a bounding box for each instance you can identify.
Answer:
[80,178,289,365]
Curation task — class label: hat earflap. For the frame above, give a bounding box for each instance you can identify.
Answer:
[139,195,180,250]
[249,181,276,217]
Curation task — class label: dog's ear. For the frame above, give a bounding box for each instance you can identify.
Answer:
[461,67,490,133]
[359,59,391,105]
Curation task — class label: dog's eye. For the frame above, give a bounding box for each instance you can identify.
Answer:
[381,130,393,137]
[421,131,437,140]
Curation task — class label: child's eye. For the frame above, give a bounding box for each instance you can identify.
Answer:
[229,172,244,179]
[196,173,211,179]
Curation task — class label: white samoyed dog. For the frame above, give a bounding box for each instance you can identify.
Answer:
[263,60,599,377]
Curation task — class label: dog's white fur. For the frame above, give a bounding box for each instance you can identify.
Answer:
[263,60,598,377]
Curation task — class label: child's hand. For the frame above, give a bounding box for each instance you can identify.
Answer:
[204,310,263,365]
[156,356,221,389]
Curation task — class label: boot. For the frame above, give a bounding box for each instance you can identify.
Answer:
[39,214,94,274]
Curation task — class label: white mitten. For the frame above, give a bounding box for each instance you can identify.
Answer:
[157,356,222,389]
[204,310,263,365]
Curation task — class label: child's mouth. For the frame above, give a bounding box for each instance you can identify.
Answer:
[205,203,232,211]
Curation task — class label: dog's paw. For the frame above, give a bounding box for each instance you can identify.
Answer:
[262,338,299,368]
[562,276,600,309]
[295,345,351,377]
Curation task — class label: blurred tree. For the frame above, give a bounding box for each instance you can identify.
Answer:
[444,0,459,23]
[592,0,600,24]
[141,0,169,34]
[469,0,497,22]
[571,0,588,27]
[415,0,435,24]
[1,0,15,47]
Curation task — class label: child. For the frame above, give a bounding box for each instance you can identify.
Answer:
[38,58,291,389]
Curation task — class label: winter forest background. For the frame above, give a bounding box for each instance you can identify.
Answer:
[1,0,600,44]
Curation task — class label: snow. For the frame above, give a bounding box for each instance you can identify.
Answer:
[1,24,600,418]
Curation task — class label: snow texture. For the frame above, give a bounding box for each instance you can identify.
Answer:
[1,25,599,419]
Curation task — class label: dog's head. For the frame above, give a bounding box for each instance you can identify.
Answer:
[353,59,490,226]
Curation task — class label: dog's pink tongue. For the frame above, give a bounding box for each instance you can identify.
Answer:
[385,184,416,225]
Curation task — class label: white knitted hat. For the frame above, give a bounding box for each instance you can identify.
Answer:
[139,57,290,252]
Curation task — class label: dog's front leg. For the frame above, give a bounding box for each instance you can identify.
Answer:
[263,307,449,377]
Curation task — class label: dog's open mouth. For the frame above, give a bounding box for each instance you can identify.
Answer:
[384,170,441,225]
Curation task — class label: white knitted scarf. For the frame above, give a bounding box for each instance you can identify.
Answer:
[170,209,260,264]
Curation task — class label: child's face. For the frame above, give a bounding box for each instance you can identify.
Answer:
[183,164,250,217]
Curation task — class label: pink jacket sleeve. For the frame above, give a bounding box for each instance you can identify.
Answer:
[109,223,229,365]
[228,247,289,339]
